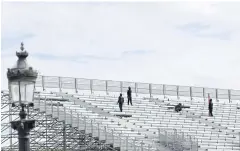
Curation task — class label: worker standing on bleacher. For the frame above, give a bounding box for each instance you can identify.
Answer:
[117,93,124,112]
[209,99,213,116]
[127,87,133,106]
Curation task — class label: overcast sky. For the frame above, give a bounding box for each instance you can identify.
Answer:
[1,2,240,90]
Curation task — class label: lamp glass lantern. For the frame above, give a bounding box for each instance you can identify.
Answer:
[7,43,38,105]
[9,79,36,104]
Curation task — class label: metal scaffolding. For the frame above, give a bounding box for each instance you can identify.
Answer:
[1,90,118,151]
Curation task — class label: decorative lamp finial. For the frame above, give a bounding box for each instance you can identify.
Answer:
[20,42,24,51]
[16,42,28,58]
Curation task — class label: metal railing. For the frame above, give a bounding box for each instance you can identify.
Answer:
[36,76,240,102]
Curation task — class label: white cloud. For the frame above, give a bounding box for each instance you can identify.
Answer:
[1,2,240,90]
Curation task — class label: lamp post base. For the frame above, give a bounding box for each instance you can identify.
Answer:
[11,119,35,151]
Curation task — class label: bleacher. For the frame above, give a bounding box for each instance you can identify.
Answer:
[35,89,240,151]
[1,75,240,151]
[151,96,240,151]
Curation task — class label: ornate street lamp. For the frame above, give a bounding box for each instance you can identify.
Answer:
[7,42,38,151]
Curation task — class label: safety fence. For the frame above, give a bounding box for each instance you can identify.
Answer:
[36,76,240,102]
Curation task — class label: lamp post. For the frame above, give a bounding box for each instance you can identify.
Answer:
[7,42,38,151]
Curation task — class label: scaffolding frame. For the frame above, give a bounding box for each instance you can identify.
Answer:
[1,90,118,151]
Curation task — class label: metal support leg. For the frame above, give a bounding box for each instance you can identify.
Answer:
[97,123,100,141]
[104,126,107,144]
[46,115,48,149]
[91,120,93,136]
[9,100,13,150]
[190,136,192,151]
[148,144,151,151]
[158,128,161,144]
[141,141,143,151]
[63,121,66,151]
[165,130,168,147]
[239,132,240,148]
[84,117,87,149]
[119,134,121,149]
[126,136,128,150]
[133,138,136,151]
[197,138,199,151]
[173,129,177,149]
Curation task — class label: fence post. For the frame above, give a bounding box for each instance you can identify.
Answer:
[228,90,231,103]
[77,113,80,130]
[135,83,138,97]
[51,99,53,115]
[70,110,73,126]
[57,102,59,118]
[42,76,45,91]
[106,80,108,95]
[149,84,152,98]
[203,88,205,100]
[90,80,93,94]
[215,89,218,101]
[44,97,47,113]
[203,88,206,105]
[34,78,36,91]
[75,78,78,93]
[208,93,210,103]
[64,107,66,122]
[177,86,179,99]
[190,87,193,101]
[38,95,41,109]
[59,77,62,92]
[120,81,123,94]
[163,85,166,99]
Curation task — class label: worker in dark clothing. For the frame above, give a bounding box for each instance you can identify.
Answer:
[117,93,124,112]
[209,99,213,116]
[127,87,132,106]
[175,103,182,112]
